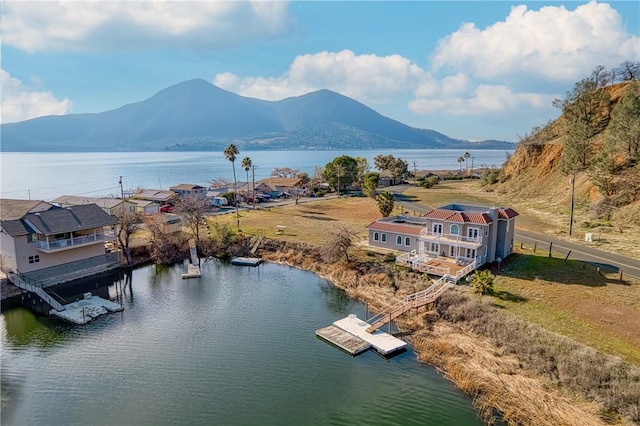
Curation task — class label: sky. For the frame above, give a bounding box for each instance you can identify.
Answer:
[1,1,639,142]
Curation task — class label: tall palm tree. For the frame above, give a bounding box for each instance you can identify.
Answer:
[224,144,240,230]
[241,156,252,208]
[457,156,465,171]
[463,151,471,174]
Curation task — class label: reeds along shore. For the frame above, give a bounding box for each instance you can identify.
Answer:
[259,240,640,426]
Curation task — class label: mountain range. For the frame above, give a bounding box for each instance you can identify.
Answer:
[0,79,515,152]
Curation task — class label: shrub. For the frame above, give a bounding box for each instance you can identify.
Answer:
[469,270,495,295]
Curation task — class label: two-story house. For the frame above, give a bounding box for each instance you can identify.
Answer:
[367,204,518,277]
[1,199,119,283]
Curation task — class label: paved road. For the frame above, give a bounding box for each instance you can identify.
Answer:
[391,188,640,280]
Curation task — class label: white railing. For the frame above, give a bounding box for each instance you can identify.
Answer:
[419,230,482,244]
[366,275,452,331]
[455,260,477,280]
[9,273,65,312]
[36,233,108,251]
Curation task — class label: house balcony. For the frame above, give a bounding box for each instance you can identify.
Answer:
[36,233,111,253]
[418,230,483,249]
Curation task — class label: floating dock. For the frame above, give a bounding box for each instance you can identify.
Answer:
[316,314,408,356]
[182,245,201,278]
[51,293,123,325]
[182,263,201,279]
[230,257,263,266]
[316,325,371,355]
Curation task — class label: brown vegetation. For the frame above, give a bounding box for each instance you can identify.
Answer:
[258,239,640,425]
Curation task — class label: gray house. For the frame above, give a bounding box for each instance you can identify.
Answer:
[1,199,119,281]
[367,204,518,277]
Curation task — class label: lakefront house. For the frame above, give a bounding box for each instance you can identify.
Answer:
[0,199,119,284]
[366,204,518,277]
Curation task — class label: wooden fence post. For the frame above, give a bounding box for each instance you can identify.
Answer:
[619,270,623,282]
[564,250,571,262]
[548,242,553,258]
[533,241,537,253]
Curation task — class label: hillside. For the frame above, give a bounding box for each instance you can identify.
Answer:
[0,79,514,152]
[492,81,640,256]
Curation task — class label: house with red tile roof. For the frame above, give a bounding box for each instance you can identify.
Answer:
[366,204,518,277]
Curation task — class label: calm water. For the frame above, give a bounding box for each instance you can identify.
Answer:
[1,261,481,426]
[0,149,512,200]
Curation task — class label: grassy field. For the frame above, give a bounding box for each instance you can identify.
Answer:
[204,184,640,365]
[206,196,382,245]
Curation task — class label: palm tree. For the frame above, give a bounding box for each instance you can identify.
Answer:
[457,156,465,171]
[463,152,471,175]
[241,156,252,208]
[224,144,240,230]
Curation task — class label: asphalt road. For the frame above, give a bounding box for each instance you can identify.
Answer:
[391,188,640,280]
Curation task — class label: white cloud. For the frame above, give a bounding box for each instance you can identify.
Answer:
[1,1,292,52]
[431,1,640,82]
[409,84,551,116]
[214,49,429,104]
[1,70,71,123]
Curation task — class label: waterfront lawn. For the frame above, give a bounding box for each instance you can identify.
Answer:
[207,196,381,245]
[492,246,640,364]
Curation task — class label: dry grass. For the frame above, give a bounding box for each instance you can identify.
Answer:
[207,197,381,245]
[413,324,607,426]
[493,246,640,365]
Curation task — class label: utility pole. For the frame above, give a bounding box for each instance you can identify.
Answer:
[413,161,417,185]
[569,173,575,236]
[119,176,125,201]
[251,164,256,210]
[471,157,474,178]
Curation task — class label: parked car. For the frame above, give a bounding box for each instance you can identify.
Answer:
[160,204,174,213]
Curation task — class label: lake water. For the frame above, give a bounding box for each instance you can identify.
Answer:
[1,261,482,425]
[0,149,512,201]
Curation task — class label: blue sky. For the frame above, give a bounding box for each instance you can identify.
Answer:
[1,1,638,141]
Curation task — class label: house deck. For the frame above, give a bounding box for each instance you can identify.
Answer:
[397,254,467,277]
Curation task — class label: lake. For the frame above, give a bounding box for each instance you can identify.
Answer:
[1,261,482,425]
[0,149,512,200]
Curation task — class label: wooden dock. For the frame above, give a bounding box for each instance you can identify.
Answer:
[315,325,371,355]
[316,314,408,356]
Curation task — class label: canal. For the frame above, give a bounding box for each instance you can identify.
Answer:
[1,260,481,425]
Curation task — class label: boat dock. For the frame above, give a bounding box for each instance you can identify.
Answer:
[230,257,263,266]
[51,293,124,325]
[182,244,201,278]
[316,314,407,356]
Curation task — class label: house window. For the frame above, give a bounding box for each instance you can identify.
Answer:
[405,237,411,246]
[485,227,489,237]
[28,255,40,264]
[381,233,387,243]
[466,248,475,259]
[432,223,443,234]
[484,246,488,257]
[430,242,439,253]
[27,233,37,243]
[468,228,479,239]
[373,232,379,241]
[450,224,459,235]
[396,235,402,245]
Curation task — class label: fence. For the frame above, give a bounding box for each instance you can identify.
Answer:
[516,238,626,282]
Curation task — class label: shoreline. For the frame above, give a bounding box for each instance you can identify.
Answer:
[258,239,632,426]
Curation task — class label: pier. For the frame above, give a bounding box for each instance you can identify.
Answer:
[316,314,407,356]
[182,243,201,278]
